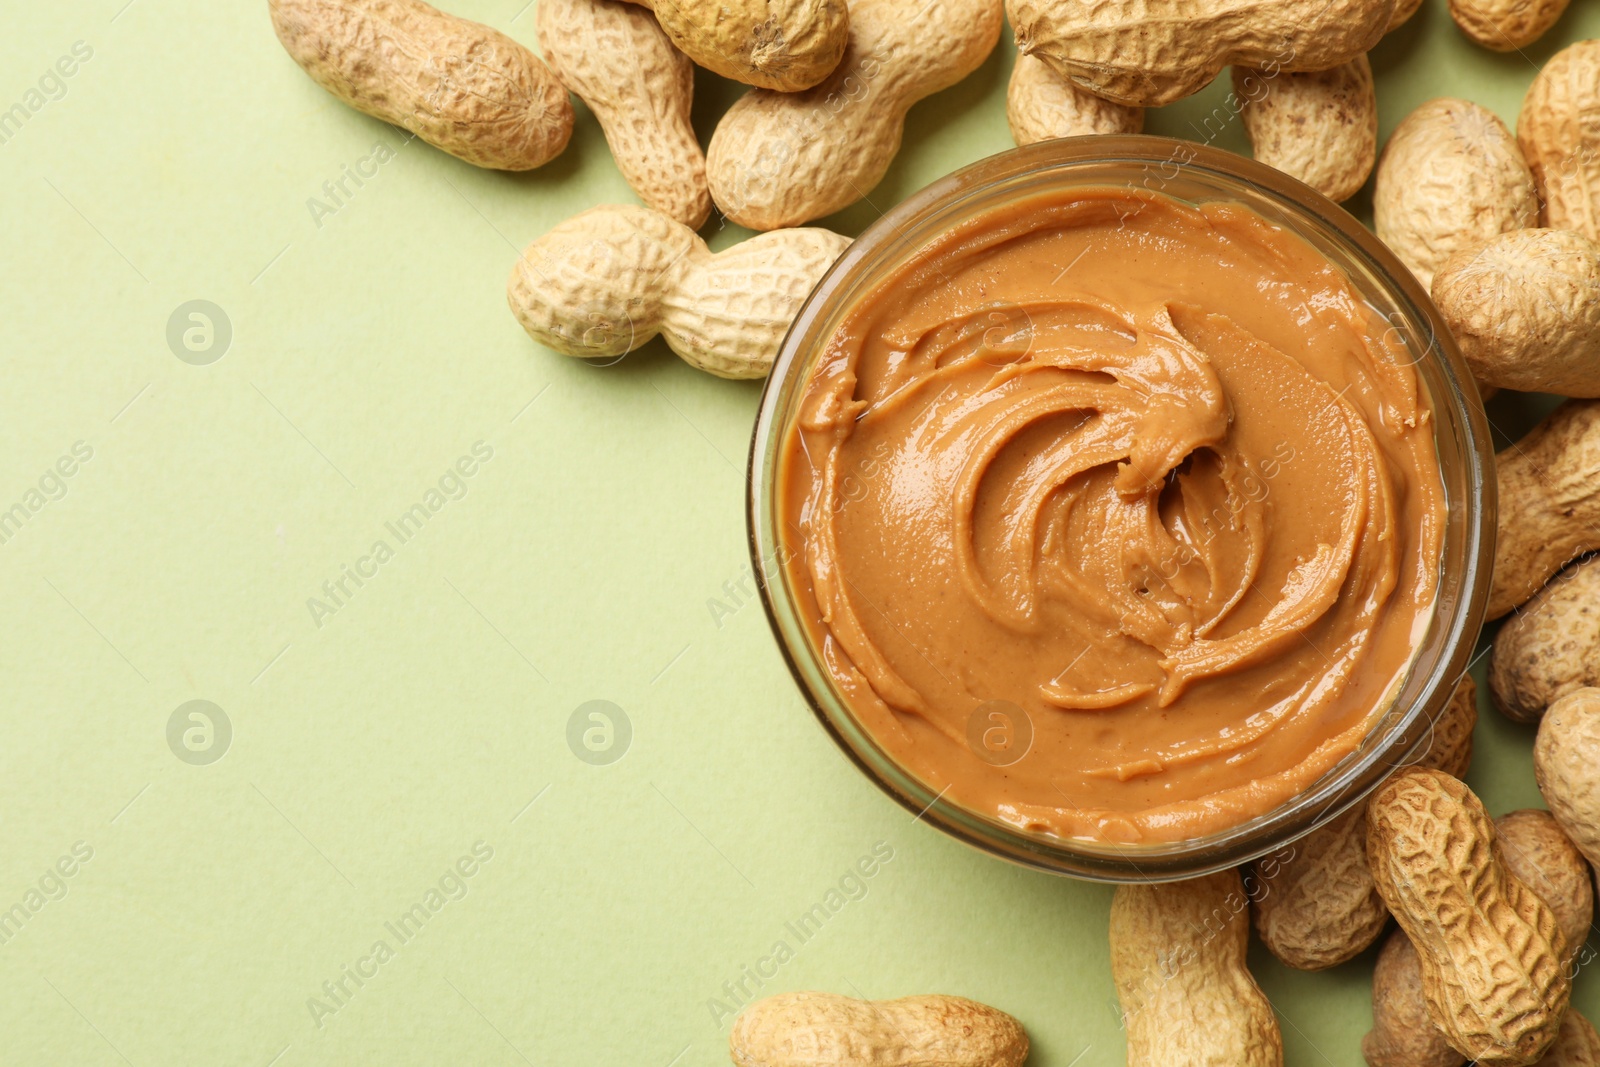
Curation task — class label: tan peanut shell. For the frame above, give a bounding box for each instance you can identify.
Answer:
[1491,556,1600,723]
[1251,806,1385,971]
[1450,0,1569,51]
[1543,1012,1600,1066]
[1006,0,1392,107]
[507,204,849,379]
[1534,687,1600,873]
[1432,229,1600,396]
[268,0,572,170]
[1519,41,1600,241]
[727,992,1029,1067]
[1496,808,1594,961]
[1006,54,1143,146]
[621,0,849,92]
[706,0,1002,230]
[538,0,709,228]
[1111,869,1283,1066]
[1489,400,1600,619]
[1366,769,1570,1066]
[1251,675,1475,972]
[1373,98,1538,289]
[1233,57,1377,203]
[1364,929,1466,1067]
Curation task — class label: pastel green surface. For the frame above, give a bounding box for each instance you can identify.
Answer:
[0,1,1592,1063]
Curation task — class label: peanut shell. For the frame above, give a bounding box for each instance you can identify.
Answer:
[538,0,709,227]
[1491,555,1600,723]
[1366,769,1570,1066]
[706,0,1002,230]
[507,204,849,379]
[1007,0,1393,107]
[1432,228,1600,396]
[1234,57,1377,202]
[268,0,572,170]
[1373,97,1538,289]
[1534,687,1600,873]
[728,992,1028,1067]
[1490,400,1600,619]
[1519,40,1600,242]
[1006,54,1143,145]
[1111,869,1282,1066]
[622,0,849,92]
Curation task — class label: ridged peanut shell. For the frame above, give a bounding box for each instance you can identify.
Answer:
[538,0,708,227]
[1432,229,1600,396]
[1363,930,1465,1067]
[1251,675,1475,972]
[1369,940,1600,1067]
[1495,808,1594,962]
[1419,673,1480,780]
[1491,556,1600,723]
[507,204,849,378]
[727,992,1028,1067]
[1007,0,1392,107]
[622,0,849,92]
[1519,41,1600,241]
[1534,687,1600,872]
[706,0,1003,230]
[1489,401,1600,619]
[1233,57,1376,202]
[1112,869,1282,1066]
[268,0,572,170]
[1252,806,1386,971]
[1451,0,1569,51]
[1373,98,1538,289]
[1006,54,1143,145]
[1366,769,1570,1066]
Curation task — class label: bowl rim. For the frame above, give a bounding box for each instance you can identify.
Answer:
[746,134,1495,883]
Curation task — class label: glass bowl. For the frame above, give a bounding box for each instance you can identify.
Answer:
[747,136,1494,882]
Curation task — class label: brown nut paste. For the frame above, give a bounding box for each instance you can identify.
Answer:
[777,187,1445,843]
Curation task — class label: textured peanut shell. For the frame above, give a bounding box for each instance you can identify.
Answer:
[622,0,849,92]
[727,992,1029,1067]
[1519,41,1600,241]
[1370,943,1600,1067]
[706,0,1002,230]
[1496,808,1594,961]
[538,0,708,228]
[1491,556,1600,723]
[1363,930,1465,1067]
[1489,401,1600,619]
[1111,869,1282,1066]
[1251,675,1476,972]
[1450,0,1569,51]
[268,0,572,170]
[1006,0,1392,107]
[507,204,849,379]
[1534,687,1600,872]
[1366,769,1570,1066]
[1373,98,1538,289]
[1233,57,1376,203]
[1431,229,1600,396]
[1006,54,1143,146]
[1544,1011,1600,1066]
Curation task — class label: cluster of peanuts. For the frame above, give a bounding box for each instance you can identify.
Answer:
[267,0,1600,1063]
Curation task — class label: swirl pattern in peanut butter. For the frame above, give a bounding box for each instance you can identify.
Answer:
[779,189,1444,843]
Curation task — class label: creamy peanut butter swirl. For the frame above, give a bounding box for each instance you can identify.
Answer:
[780,188,1444,843]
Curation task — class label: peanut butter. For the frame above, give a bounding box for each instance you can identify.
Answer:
[777,187,1446,844]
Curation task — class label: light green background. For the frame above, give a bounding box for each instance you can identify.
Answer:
[0,1,1591,1063]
